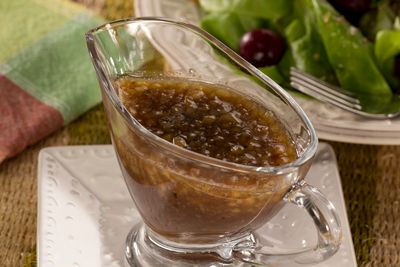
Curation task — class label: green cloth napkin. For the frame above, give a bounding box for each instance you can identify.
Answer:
[0,0,104,163]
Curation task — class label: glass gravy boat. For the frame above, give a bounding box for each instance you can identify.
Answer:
[86,17,341,266]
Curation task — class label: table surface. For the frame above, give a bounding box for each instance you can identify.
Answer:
[1,1,400,266]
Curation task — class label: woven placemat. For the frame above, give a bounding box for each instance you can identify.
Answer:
[0,1,399,266]
[329,142,400,266]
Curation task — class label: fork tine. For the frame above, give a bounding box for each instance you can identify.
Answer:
[290,68,362,110]
[290,67,355,97]
[288,68,400,119]
[290,68,359,104]
[290,79,364,115]
[290,80,363,114]
[290,76,363,110]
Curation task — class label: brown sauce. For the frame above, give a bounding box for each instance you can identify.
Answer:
[107,76,299,242]
[115,77,297,166]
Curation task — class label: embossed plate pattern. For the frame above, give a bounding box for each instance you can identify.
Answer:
[135,0,400,145]
[37,144,356,267]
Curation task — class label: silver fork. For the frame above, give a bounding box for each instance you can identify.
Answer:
[289,67,400,119]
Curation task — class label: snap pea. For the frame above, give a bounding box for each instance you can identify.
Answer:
[308,0,392,98]
[375,29,400,90]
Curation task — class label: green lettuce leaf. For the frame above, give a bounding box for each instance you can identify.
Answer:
[200,0,292,21]
[231,0,292,22]
[284,1,337,84]
[201,12,247,51]
[199,0,235,12]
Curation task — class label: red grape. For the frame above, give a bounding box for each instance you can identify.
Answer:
[239,29,286,68]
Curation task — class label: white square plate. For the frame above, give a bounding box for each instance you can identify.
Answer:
[37,144,357,267]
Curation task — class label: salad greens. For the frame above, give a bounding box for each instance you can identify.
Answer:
[201,12,251,50]
[199,0,400,113]
[284,1,337,84]
[200,0,293,21]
